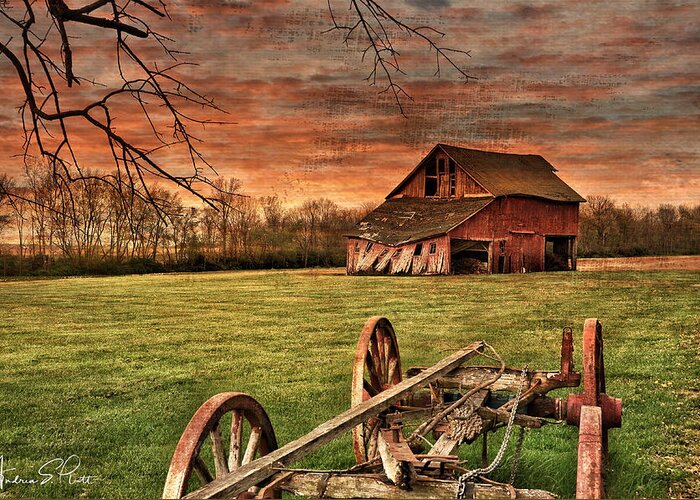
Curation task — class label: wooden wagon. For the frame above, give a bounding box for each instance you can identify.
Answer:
[162,317,622,499]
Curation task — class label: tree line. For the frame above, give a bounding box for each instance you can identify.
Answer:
[0,164,371,276]
[579,195,700,257]
[1,166,698,276]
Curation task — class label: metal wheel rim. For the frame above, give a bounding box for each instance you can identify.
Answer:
[163,392,278,499]
[350,316,402,463]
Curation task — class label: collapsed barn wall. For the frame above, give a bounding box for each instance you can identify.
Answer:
[346,236,450,275]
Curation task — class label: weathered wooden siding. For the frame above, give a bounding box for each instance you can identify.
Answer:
[448,197,578,273]
[449,197,579,240]
[389,151,489,199]
[346,236,450,275]
[456,167,489,197]
[393,168,426,198]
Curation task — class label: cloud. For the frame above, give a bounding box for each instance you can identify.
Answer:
[406,0,451,9]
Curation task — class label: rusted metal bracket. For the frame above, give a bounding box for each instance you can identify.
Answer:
[564,319,623,499]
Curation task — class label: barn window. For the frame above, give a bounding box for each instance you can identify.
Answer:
[425,158,438,196]
[429,242,437,254]
[378,249,388,258]
[365,241,374,252]
[354,241,360,252]
[499,241,505,253]
[393,249,402,258]
[449,159,456,196]
[414,243,423,256]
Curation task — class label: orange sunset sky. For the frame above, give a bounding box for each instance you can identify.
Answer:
[0,0,698,208]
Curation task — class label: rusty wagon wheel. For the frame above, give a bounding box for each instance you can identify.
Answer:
[351,316,402,463]
[162,392,278,499]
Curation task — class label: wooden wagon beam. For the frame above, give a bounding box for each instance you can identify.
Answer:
[406,366,580,393]
[278,472,556,499]
[185,342,485,499]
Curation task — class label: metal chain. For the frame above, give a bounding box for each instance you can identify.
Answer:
[456,365,528,499]
[509,426,526,485]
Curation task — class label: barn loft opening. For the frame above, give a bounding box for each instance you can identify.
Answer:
[545,236,575,271]
[424,155,457,197]
[450,239,489,274]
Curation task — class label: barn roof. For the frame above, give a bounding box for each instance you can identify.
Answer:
[348,197,494,246]
[387,144,586,203]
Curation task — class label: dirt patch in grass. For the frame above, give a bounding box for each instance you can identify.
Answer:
[578,255,700,271]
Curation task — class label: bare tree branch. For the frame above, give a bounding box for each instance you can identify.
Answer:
[0,0,231,221]
[326,0,476,115]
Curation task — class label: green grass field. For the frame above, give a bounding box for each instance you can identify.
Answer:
[1,269,698,498]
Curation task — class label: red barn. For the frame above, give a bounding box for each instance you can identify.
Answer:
[346,144,585,275]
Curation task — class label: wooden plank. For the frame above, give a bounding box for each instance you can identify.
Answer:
[406,366,576,393]
[357,244,382,272]
[406,366,529,392]
[186,342,485,499]
[477,407,545,429]
[278,472,556,499]
[374,248,393,273]
[412,253,427,274]
[391,244,415,274]
[377,431,417,488]
[428,433,461,457]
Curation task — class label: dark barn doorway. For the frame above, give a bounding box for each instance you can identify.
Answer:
[450,239,489,274]
[545,236,575,271]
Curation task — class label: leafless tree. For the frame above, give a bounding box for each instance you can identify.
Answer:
[583,195,616,248]
[261,195,284,230]
[231,196,259,258]
[211,177,242,257]
[198,206,218,257]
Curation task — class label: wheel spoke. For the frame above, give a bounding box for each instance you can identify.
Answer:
[376,329,387,382]
[163,392,278,499]
[387,354,399,383]
[193,455,213,485]
[369,340,384,385]
[210,421,229,477]
[382,331,392,382]
[363,379,379,399]
[366,424,381,459]
[229,410,244,470]
[365,351,383,390]
[242,427,262,465]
